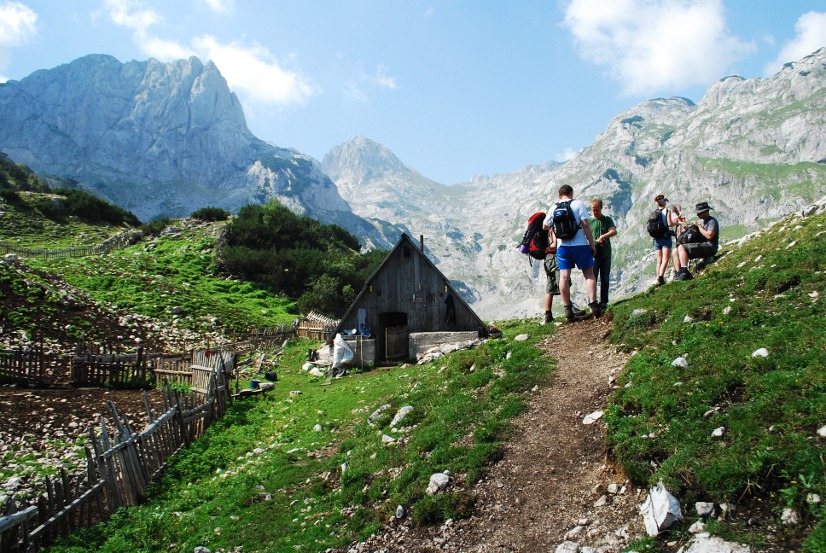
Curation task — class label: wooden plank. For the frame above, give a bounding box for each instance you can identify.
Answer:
[0,505,37,534]
[27,480,106,543]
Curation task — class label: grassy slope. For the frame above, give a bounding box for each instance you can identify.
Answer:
[24,222,299,334]
[609,209,826,551]
[45,322,554,553]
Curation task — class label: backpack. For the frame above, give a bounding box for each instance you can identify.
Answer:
[646,209,669,238]
[519,212,550,260]
[677,224,704,245]
[552,200,580,240]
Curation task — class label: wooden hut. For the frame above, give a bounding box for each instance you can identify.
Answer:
[328,233,488,364]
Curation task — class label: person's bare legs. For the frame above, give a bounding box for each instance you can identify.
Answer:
[582,266,597,304]
[560,269,572,305]
[656,247,671,279]
[678,245,689,269]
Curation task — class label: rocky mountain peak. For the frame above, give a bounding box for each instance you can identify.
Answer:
[0,55,383,246]
[322,136,415,183]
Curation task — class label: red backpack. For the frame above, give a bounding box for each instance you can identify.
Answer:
[519,212,551,261]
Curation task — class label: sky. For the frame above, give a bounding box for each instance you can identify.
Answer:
[1,1,825,185]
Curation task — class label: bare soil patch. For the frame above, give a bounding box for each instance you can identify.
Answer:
[344,316,648,552]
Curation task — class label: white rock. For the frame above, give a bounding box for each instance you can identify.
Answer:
[781,508,799,526]
[426,472,450,495]
[583,410,604,425]
[688,520,706,534]
[390,406,414,428]
[681,532,750,552]
[818,425,826,438]
[564,525,584,540]
[313,424,322,432]
[555,541,579,553]
[683,315,693,323]
[695,502,715,516]
[751,348,769,358]
[671,357,689,368]
[514,333,530,342]
[381,434,396,444]
[712,427,726,438]
[807,493,821,505]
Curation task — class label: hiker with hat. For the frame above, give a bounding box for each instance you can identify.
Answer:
[674,201,719,281]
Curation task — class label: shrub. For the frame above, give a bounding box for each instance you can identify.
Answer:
[221,200,384,317]
[191,206,230,222]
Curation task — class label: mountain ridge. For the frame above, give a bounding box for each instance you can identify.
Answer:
[325,48,826,319]
[0,54,383,248]
[2,49,825,319]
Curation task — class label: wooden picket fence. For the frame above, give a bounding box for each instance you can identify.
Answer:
[0,345,46,387]
[0,364,230,553]
[294,311,339,341]
[0,231,138,261]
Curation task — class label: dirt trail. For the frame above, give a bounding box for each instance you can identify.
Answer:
[344,316,647,552]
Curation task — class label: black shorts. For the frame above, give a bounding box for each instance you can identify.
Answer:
[683,242,718,260]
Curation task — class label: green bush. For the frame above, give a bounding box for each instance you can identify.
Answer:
[221,200,385,317]
[191,206,231,222]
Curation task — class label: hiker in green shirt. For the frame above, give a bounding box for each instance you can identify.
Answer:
[588,198,617,309]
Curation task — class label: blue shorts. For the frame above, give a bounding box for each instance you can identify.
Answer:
[557,245,594,271]
[653,235,673,250]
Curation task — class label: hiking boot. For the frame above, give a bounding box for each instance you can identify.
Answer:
[571,304,586,318]
[589,302,603,318]
[598,302,608,310]
[564,305,576,323]
[542,312,554,325]
[656,276,665,286]
[682,268,693,280]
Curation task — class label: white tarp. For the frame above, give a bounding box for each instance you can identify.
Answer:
[640,480,683,536]
[330,334,354,377]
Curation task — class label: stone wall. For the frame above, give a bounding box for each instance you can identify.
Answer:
[409,331,480,361]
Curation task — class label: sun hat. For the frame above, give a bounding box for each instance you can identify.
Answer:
[654,194,668,202]
[694,201,713,214]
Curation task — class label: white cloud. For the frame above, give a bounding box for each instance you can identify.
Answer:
[102,1,314,108]
[104,0,159,37]
[192,35,316,107]
[103,0,185,60]
[143,36,195,61]
[563,0,755,96]
[0,0,36,79]
[375,64,397,89]
[764,11,826,75]
[343,80,368,102]
[555,147,580,162]
[0,1,37,47]
[202,0,234,15]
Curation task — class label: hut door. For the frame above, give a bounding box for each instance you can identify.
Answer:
[378,312,408,361]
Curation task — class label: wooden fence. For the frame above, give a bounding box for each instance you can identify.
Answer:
[294,311,339,341]
[0,364,230,553]
[0,345,46,387]
[0,230,138,261]
[70,348,151,388]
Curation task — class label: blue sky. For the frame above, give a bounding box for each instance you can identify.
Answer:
[1,1,825,184]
